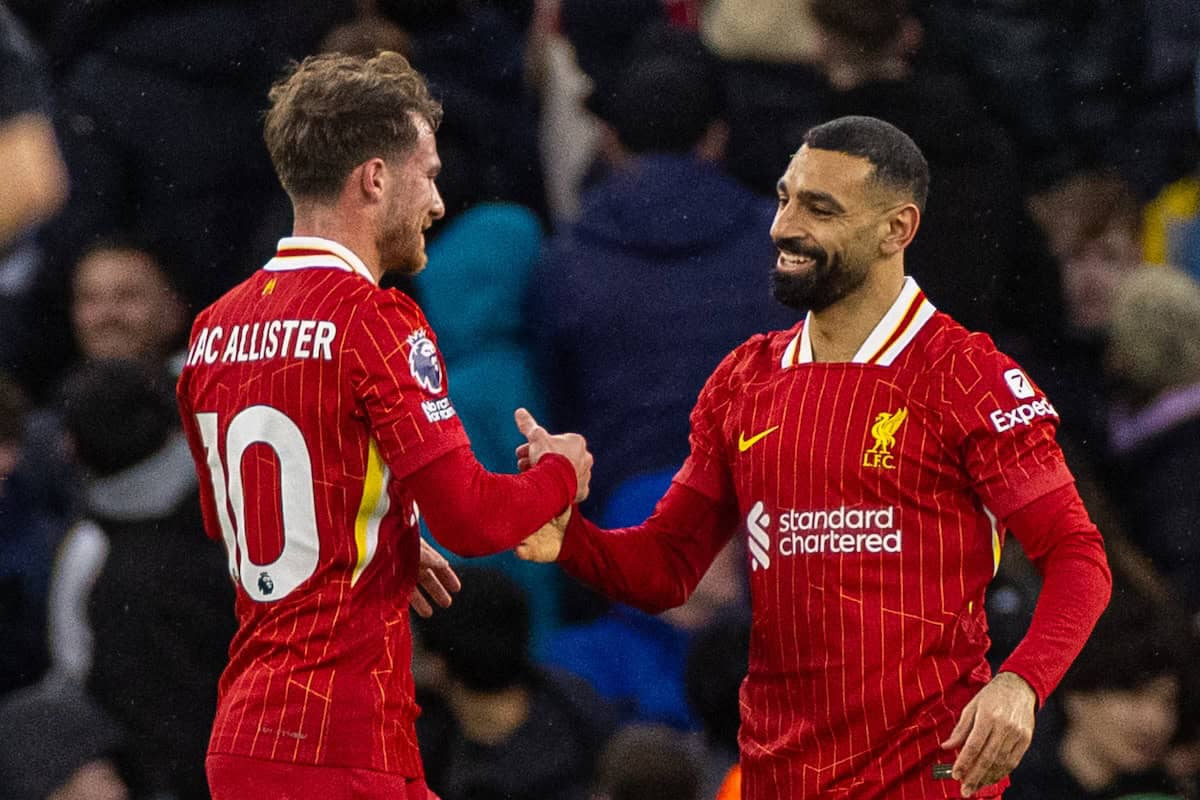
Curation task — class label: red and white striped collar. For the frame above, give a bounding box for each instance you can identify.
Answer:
[264,236,376,285]
[781,277,936,368]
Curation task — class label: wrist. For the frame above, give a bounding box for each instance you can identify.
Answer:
[996,671,1038,709]
[536,452,577,504]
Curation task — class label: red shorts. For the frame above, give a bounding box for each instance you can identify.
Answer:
[207,753,440,800]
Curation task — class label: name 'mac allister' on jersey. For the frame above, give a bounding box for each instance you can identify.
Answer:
[557,277,1110,799]
[177,237,573,777]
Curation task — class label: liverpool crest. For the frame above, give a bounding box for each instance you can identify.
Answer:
[863,407,908,469]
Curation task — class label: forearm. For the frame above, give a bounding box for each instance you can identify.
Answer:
[558,481,737,614]
[998,485,1113,705]
[408,445,576,557]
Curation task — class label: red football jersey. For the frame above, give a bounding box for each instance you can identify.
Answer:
[677,278,1074,798]
[177,237,471,776]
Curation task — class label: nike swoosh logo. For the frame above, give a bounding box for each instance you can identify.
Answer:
[738,426,780,452]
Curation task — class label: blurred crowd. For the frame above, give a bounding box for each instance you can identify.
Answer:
[0,0,1199,798]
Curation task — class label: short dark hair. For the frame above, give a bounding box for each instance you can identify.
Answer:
[264,51,443,201]
[73,232,183,295]
[588,26,722,154]
[803,115,929,211]
[58,360,176,477]
[415,567,531,692]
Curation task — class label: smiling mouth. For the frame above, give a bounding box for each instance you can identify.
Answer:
[776,251,819,272]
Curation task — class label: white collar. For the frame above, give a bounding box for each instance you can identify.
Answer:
[781,277,936,367]
[265,236,377,284]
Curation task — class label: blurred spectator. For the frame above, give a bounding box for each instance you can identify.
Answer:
[47,360,234,800]
[417,202,563,652]
[415,567,613,800]
[1143,173,1200,282]
[529,27,795,514]
[0,4,67,249]
[69,239,188,373]
[916,0,1200,199]
[1009,576,1192,798]
[685,608,749,799]
[692,0,831,198]
[592,723,700,800]
[320,0,412,58]
[545,541,744,730]
[0,371,59,696]
[1019,170,1149,461]
[810,0,1064,345]
[1104,266,1200,617]
[418,204,547,477]
[700,0,819,64]
[0,684,129,800]
[559,0,664,97]
[21,238,191,523]
[0,5,68,390]
[379,0,549,223]
[25,0,353,395]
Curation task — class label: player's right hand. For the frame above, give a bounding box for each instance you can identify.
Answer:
[513,408,592,502]
[516,507,571,563]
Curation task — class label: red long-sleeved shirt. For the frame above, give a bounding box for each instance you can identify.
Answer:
[556,282,1111,799]
[178,237,575,777]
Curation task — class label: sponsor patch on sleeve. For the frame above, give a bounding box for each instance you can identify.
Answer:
[421,396,457,422]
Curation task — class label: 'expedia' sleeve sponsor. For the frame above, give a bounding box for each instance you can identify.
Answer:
[347,289,469,479]
[939,334,1074,519]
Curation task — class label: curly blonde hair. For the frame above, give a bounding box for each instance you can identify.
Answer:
[264,51,443,200]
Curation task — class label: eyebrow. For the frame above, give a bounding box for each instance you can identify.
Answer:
[776,182,846,214]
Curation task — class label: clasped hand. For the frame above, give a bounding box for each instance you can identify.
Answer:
[513,407,592,503]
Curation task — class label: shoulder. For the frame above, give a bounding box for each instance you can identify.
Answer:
[352,286,428,334]
[716,324,802,382]
[917,312,1025,383]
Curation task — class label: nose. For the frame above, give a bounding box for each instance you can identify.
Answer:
[430,182,445,221]
[770,201,804,244]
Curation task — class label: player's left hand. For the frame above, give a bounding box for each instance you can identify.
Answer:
[410,537,461,618]
[941,671,1036,797]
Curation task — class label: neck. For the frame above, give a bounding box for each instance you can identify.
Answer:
[1059,728,1117,792]
[292,202,383,283]
[807,262,905,362]
[448,683,530,746]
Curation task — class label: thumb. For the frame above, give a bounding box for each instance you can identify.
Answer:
[514,407,548,441]
[941,700,976,750]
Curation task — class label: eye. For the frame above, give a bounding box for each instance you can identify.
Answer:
[809,206,835,218]
[776,196,788,207]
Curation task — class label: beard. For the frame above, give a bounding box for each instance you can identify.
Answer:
[770,237,868,312]
[379,192,428,276]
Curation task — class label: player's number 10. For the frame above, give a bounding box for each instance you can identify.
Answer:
[195,406,321,602]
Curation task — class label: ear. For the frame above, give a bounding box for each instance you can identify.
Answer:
[880,204,920,256]
[355,157,389,203]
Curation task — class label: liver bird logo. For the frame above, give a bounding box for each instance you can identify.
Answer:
[868,407,908,454]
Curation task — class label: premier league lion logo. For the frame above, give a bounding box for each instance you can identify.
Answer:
[407,330,444,394]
